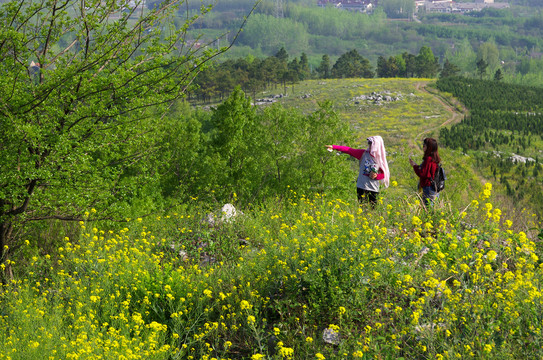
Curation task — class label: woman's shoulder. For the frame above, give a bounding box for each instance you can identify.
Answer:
[424,155,437,162]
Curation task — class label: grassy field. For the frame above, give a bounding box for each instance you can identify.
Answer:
[265,78,458,149]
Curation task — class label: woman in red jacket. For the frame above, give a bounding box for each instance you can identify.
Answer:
[409,138,440,206]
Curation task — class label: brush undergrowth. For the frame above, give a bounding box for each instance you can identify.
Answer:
[1,182,542,360]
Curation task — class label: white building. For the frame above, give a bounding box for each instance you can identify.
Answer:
[424,0,509,13]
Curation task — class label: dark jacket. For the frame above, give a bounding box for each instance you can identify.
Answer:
[413,156,438,188]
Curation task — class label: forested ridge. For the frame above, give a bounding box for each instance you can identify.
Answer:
[171,0,543,87]
[437,76,543,215]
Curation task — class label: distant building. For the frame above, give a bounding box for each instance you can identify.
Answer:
[422,0,509,13]
[317,0,374,13]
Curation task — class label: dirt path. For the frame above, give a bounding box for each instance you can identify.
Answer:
[412,81,467,146]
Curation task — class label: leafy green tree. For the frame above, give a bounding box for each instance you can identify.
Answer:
[440,59,461,78]
[255,105,306,197]
[377,56,389,78]
[239,14,310,54]
[331,50,374,79]
[445,38,477,75]
[317,54,331,79]
[158,102,209,201]
[287,58,301,83]
[299,52,311,80]
[261,56,284,88]
[494,68,504,81]
[394,54,407,77]
[301,101,354,194]
[402,52,418,77]
[517,57,532,76]
[379,0,415,19]
[477,58,489,79]
[377,55,401,78]
[477,40,500,73]
[275,47,289,63]
[207,87,258,201]
[416,46,439,78]
[0,0,231,278]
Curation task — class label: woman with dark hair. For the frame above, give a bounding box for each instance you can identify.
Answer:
[409,137,441,206]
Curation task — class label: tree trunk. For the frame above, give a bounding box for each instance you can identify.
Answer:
[0,221,14,283]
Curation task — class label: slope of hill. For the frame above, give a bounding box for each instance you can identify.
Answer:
[187,0,543,86]
[2,76,542,359]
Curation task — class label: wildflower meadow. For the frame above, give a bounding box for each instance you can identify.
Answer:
[2,182,542,359]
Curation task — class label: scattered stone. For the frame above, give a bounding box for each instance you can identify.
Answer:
[239,238,249,246]
[200,253,216,266]
[510,153,535,163]
[179,250,189,261]
[352,91,403,105]
[220,203,238,223]
[322,328,340,345]
[203,203,242,227]
[414,246,429,265]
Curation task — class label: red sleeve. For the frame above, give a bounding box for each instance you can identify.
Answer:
[332,145,365,160]
[413,157,437,186]
[375,169,385,180]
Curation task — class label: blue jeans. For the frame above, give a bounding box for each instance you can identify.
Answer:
[422,186,438,206]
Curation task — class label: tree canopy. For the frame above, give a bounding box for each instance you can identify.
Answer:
[0,0,231,275]
[331,49,374,79]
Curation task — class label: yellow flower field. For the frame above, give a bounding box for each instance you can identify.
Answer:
[1,184,542,359]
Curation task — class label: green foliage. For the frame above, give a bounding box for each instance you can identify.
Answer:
[207,87,258,202]
[156,87,355,207]
[379,0,415,19]
[437,76,543,215]
[237,13,310,55]
[0,0,224,275]
[440,59,461,79]
[416,46,440,78]
[316,54,331,79]
[331,50,374,79]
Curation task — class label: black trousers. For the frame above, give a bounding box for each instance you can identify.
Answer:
[357,187,378,206]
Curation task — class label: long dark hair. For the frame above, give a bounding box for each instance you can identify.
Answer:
[423,138,441,164]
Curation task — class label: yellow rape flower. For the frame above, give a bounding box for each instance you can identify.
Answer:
[278,346,294,358]
[487,250,497,262]
[240,300,252,310]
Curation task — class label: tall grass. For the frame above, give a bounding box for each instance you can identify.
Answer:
[2,182,541,359]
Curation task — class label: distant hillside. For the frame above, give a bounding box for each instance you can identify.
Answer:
[182,0,543,86]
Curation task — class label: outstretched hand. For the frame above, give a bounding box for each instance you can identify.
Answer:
[325,145,333,152]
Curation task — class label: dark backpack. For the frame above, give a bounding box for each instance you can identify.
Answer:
[431,164,446,192]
